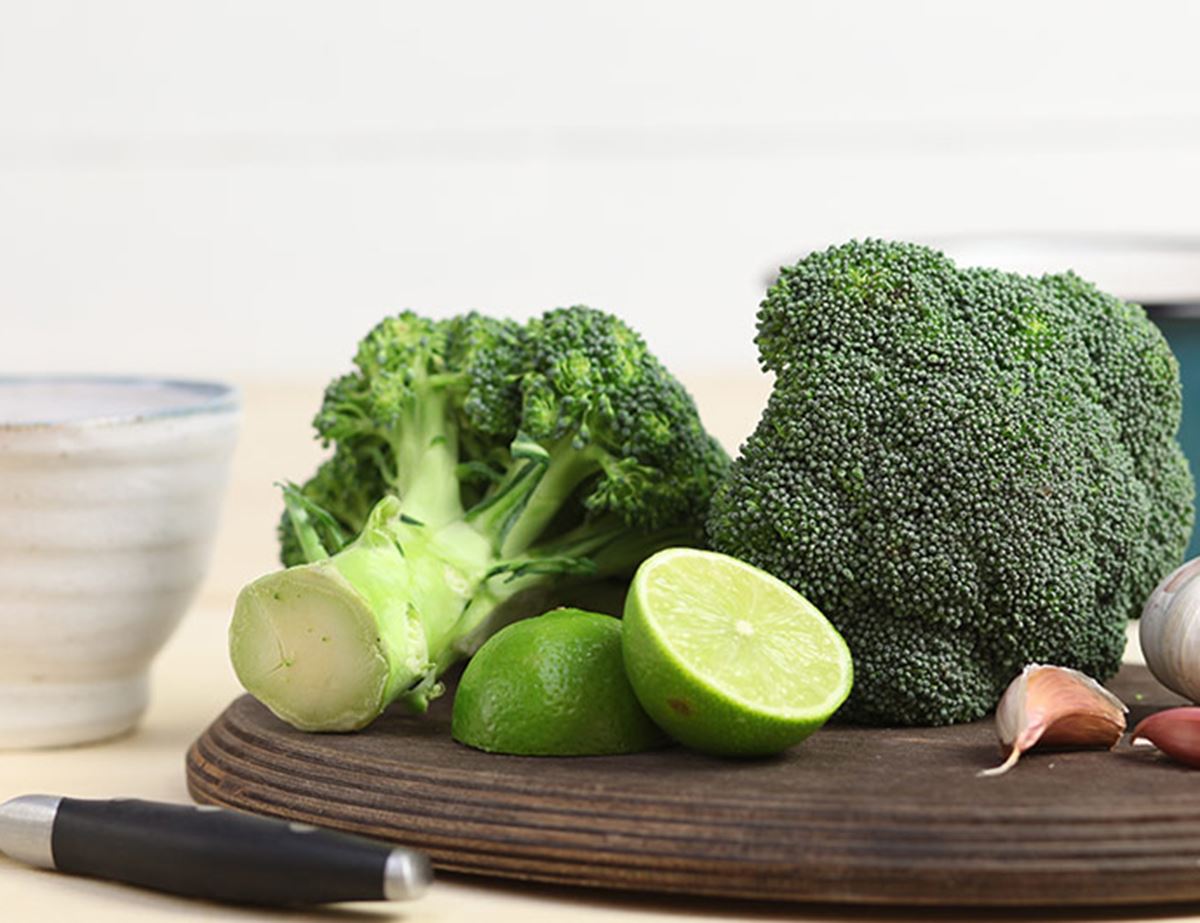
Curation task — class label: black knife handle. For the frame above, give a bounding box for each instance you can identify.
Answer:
[51,798,423,905]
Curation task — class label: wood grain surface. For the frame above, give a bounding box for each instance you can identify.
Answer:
[187,664,1200,907]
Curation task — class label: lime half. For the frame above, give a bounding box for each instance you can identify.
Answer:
[451,608,666,756]
[623,548,853,756]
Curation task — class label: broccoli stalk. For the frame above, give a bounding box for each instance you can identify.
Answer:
[230,308,728,731]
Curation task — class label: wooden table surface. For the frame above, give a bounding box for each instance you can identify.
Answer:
[1,376,1196,923]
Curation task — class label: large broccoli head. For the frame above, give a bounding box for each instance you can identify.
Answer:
[707,239,1194,726]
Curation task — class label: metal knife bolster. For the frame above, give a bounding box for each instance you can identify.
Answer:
[0,795,59,868]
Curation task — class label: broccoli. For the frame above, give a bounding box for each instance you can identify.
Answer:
[707,240,1194,726]
[230,306,729,731]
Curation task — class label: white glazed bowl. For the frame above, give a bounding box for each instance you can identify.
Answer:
[0,377,240,748]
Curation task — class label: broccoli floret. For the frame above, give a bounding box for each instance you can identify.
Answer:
[277,312,523,564]
[707,240,1194,726]
[232,306,729,731]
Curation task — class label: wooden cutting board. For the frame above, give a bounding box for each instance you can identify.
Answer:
[186,664,1199,907]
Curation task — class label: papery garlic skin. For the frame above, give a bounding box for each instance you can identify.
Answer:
[992,663,1035,754]
[1141,558,1200,703]
[1131,707,1200,769]
[981,664,1127,777]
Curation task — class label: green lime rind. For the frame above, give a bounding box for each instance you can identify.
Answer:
[451,608,667,756]
[622,548,853,757]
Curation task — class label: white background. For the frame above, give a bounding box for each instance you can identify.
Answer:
[2,1,1200,379]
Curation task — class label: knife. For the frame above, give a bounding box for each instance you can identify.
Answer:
[0,795,431,905]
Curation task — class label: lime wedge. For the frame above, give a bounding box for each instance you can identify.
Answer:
[451,608,666,756]
[623,548,853,756]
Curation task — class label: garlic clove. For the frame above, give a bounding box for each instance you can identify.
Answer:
[1131,707,1200,769]
[979,664,1127,777]
[1140,557,1200,703]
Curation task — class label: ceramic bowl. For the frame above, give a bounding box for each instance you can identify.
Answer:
[0,377,240,748]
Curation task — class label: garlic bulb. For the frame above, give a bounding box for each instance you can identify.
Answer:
[979,664,1127,777]
[1140,557,1200,702]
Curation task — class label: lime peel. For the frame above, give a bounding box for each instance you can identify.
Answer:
[451,608,666,757]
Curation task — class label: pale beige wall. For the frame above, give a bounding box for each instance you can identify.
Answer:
[2,0,1199,379]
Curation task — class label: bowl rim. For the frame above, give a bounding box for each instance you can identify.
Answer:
[920,229,1200,253]
[0,374,241,430]
[921,232,1200,319]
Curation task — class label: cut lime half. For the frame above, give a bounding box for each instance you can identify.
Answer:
[451,608,666,756]
[623,548,853,756]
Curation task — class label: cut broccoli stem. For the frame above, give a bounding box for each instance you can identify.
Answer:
[230,551,410,732]
[231,491,594,730]
[232,496,501,730]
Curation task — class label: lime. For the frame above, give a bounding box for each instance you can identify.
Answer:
[451,608,666,756]
[622,548,853,756]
